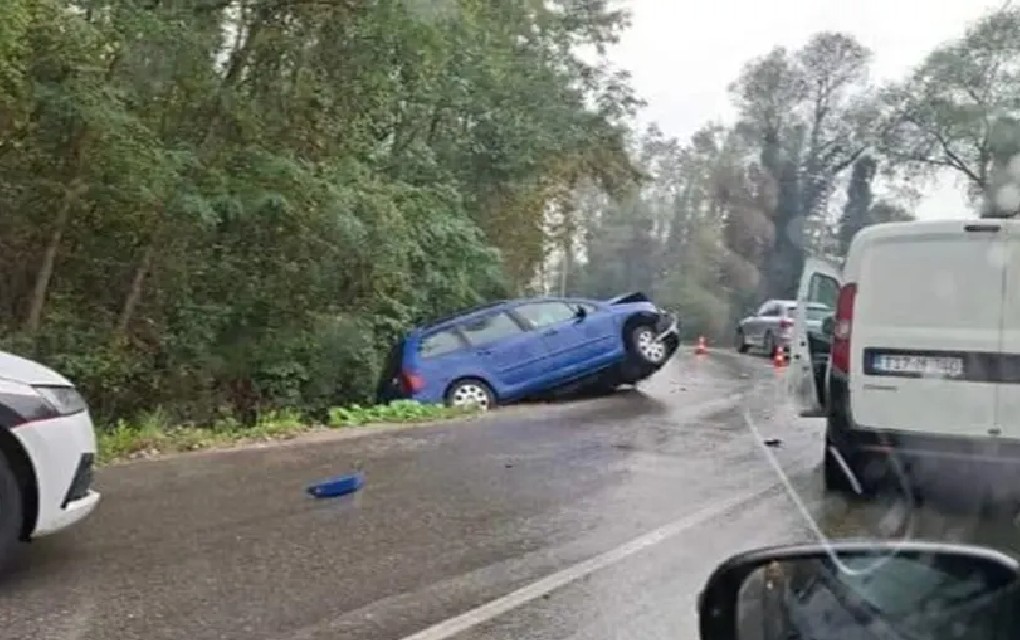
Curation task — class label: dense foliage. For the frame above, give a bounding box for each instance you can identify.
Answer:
[2,1,1017,428]
[0,0,639,424]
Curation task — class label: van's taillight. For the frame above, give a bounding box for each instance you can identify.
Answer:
[780,317,794,329]
[400,371,424,395]
[831,283,857,374]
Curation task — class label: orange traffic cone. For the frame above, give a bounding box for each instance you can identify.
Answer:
[695,336,708,356]
[773,347,786,368]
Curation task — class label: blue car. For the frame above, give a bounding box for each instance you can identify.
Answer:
[375,293,680,409]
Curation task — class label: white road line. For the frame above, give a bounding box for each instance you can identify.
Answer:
[397,475,805,640]
[684,392,744,416]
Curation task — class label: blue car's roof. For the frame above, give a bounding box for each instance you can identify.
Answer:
[419,301,509,333]
[413,296,600,335]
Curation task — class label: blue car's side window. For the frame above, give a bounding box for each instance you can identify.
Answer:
[419,329,465,359]
[515,302,576,330]
[461,312,523,346]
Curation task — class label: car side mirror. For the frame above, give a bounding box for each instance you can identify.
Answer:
[821,315,835,337]
[697,541,1019,640]
[574,305,587,320]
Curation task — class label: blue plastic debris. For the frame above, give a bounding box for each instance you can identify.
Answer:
[307,472,364,498]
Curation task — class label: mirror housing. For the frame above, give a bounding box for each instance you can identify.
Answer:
[821,314,835,337]
[574,305,587,320]
[698,541,1019,640]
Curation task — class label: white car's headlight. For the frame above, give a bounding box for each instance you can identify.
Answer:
[33,385,88,416]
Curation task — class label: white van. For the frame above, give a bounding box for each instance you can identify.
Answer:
[787,219,1020,494]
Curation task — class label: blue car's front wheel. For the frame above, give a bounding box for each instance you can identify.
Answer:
[444,378,496,411]
[630,325,668,365]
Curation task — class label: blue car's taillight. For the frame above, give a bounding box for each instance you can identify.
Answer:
[400,371,424,395]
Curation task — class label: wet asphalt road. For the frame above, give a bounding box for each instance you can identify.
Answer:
[3,350,1020,640]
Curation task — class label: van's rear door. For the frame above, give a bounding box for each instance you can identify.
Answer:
[789,257,842,417]
[993,221,1020,439]
[852,221,1006,438]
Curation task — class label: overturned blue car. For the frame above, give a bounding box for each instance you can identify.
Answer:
[376,293,680,409]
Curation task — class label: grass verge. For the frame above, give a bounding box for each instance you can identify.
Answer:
[97,400,478,465]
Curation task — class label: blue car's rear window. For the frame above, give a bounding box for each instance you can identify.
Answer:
[419,330,464,359]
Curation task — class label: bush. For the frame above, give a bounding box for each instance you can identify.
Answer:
[97,400,476,464]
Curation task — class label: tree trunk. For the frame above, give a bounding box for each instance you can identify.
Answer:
[115,232,159,337]
[24,183,82,333]
[559,243,570,296]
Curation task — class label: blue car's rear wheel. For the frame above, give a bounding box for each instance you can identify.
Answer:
[444,378,496,410]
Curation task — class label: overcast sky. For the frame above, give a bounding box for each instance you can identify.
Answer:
[607,0,1007,220]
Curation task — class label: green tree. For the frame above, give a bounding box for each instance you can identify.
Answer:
[880,5,1020,212]
[731,32,876,298]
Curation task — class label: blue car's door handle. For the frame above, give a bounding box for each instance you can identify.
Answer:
[476,349,492,356]
[543,329,558,336]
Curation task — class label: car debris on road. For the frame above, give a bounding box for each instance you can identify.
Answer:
[307,472,365,499]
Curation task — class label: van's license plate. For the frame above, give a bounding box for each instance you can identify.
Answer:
[872,354,964,377]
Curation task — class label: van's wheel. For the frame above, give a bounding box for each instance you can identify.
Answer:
[763,331,775,357]
[823,438,876,497]
[444,378,496,410]
[823,441,853,494]
[735,329,749,353]
[0,453,24,574]
[628,324,668,365]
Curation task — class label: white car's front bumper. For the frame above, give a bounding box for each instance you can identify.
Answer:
[13,410,100,537]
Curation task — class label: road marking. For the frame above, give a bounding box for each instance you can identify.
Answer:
[397,475,803,640]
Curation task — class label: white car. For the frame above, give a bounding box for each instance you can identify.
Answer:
[0,350,100,569]
[735,299,831,356]
[787,219,1020,495]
